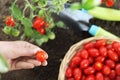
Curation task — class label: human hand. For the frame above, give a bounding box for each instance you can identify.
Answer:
[0,41,48,70]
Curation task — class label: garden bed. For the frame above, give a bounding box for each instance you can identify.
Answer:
[0,0,120,80]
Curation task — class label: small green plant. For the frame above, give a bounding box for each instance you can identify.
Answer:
[3,0,68,46]
[70,0,120,21]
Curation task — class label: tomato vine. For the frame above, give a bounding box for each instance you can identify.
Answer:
[3,0,68,46]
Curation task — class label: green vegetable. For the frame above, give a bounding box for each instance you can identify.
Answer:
[82,0,101,10]
[88,7,120,21]
[0,54,9,73]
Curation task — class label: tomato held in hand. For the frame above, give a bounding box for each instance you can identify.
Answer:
[4,16,15,27]
[36,51,47,62]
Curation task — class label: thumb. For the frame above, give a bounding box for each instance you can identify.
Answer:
[12,41,48,58]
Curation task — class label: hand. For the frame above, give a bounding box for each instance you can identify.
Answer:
[0,41,48,70]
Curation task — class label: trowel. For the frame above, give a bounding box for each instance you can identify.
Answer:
[56,5,118,39]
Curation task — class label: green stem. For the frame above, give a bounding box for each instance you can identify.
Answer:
[23,4,29,17]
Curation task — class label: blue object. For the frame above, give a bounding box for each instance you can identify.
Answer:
[88,25,99,36]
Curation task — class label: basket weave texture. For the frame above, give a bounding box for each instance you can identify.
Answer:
[58,37,120,80]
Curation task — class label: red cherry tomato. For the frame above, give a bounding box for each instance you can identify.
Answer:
[88,48,99,57]
[116,76,120,80]
[95,39,106,47]
[104,76,110,80]
[88,57,94,64]
[105,59,115,68]
[99,47,107,57]
[95,56,105,62]
[84,41,95,49]
[108,50,118,61]
[115,64,120,76]
[80,59,89,69]
[106,0,115,7]
[36,51,47,62]
[65,67,73,78]
[109,70,116,79]
[84,67,95,75]
[4,16,15,27]
[86,75,95,80]
[71,56,81,66]
[73,68,82,80]
[80,49,89,59]
[94,62,103,71]
[38,28,46,35]
[96,72,104,80]
[112,41,120,51]
[102,65,111,75]
[33,18,45,29]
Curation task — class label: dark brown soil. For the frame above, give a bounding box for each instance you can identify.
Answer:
[0,0,120,80]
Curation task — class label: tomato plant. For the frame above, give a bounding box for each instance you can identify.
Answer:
[3,0,67,46]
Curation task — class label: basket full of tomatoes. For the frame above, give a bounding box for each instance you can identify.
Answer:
[58,37,120,80]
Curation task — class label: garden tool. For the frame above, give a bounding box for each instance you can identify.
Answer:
[56,6,119,39]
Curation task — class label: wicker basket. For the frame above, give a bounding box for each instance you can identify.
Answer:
[58,37,120,80]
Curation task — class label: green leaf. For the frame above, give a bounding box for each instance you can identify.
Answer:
[0,54,9,73]
[38,0,47,7]
[3,26,12,35]
[70,2,82,10]
[21,18,32,27]
[56,21,65,28]
[35,36,48,46]
[10,4,22,20]
[82,0,101,10]
[33,0,39,2]
[11,28,20,37]
[24,27,33,37]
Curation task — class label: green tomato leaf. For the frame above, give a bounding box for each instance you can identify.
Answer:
[24,27,33,37]
[11,28,20,37]
[10,4,22,20]
[33,0,39,2]
[21,18,32,27]
[82,0,101,10]
[38,0,47,7]
[70,2,82,10]
[3,26,12,35]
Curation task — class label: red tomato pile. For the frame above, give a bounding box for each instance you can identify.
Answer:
[101,0,115,7]
[65,39,120,80]
[33,16,49,35]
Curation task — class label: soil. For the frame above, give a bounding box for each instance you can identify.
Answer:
[0,0,120,80]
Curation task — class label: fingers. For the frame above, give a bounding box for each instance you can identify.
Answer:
[12,41,48,59]
[11,58,48,70]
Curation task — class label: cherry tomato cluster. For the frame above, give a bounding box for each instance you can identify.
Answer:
[33,16,49,35]
[36,51,47,62]
[4,16,16,27]
[101,0,115,7]
[65,39,120,80]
